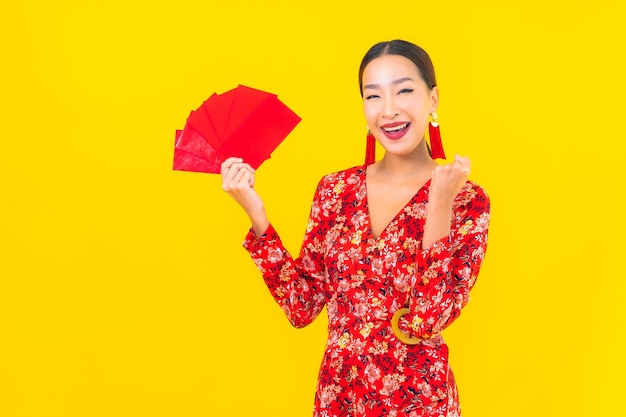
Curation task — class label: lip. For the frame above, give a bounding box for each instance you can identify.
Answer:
[380,122,410,140]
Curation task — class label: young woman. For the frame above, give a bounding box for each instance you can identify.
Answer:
[221,39,490,417]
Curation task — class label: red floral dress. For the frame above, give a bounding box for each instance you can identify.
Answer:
[243,165,490,417]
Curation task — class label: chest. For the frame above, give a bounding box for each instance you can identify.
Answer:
[320,188,426,277]
[366,177,429,240]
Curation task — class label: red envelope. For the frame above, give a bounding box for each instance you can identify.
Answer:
[172,130,221,173]
[173,85,301,173]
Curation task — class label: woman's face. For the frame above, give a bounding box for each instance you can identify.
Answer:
[362,54,438,158]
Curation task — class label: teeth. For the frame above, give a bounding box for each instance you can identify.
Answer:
[383,123,408,132]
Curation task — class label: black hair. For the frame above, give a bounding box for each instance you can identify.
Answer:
[359,40,437,96]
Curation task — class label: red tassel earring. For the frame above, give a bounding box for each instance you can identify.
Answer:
[428,111,446,160]
[365,129,376,166]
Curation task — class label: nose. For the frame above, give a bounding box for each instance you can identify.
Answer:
[382,97,399,119]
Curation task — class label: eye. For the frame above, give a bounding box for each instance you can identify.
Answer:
[365,94,380,100]
[398,88,414,95]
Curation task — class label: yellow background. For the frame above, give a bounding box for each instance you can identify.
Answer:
[1,1,624,416]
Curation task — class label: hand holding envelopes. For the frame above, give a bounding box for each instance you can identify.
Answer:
[173,85,302,173]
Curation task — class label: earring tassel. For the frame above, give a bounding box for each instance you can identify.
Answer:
[365,132,376,166]
[428,121,446,160]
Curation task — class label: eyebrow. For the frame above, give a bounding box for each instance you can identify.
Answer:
[363,77,414,90]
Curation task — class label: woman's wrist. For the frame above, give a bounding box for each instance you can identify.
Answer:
[423,201,454,248]
[427,191,455,211]
[248,209,270,238]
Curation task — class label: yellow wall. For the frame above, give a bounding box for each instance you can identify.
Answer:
[1,1,624,416]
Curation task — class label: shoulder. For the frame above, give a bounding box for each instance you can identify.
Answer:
[316,165,365,192]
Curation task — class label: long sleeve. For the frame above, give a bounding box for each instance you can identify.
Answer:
[243,178,330,328]
[400,181,491,340]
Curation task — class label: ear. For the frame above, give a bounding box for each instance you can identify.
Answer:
[430,86,439,112]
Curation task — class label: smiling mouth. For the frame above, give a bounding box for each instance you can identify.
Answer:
[382,123,410,133]
[381,122,410,139]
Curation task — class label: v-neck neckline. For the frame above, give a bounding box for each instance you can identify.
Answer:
[361,166,431,241]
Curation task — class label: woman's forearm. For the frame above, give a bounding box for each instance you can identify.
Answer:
[422,199,453,248]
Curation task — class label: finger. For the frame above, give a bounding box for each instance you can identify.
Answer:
[454,155,470,166]
[230,165,255,190]
[221,158,255,177]
[452,155,470,173]
[221,163,240,188]
[220,157,243,176]
[228,161,256,176]
[460,157,471,175]
[234,163,256,179]
[242,170,255,188]
[221,162,255,187]
[222,162,245,191]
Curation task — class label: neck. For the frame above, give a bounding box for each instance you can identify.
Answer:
[375,141,437,180]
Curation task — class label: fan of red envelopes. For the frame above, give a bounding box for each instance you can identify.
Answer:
[173,85,302,174]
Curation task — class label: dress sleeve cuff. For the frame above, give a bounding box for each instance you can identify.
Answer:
[419,235,452,261]
[416,235,454,281]
[242,223,277,251]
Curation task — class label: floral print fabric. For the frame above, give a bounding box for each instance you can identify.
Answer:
[243,165,490,417]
